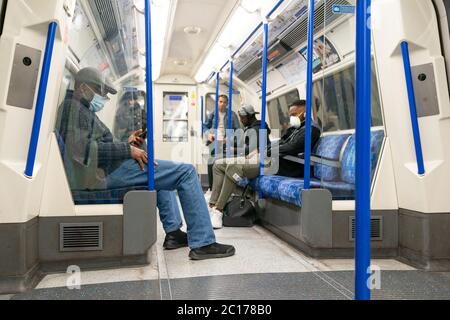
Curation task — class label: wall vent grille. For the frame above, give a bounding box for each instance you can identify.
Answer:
[60,223,103,252]
[349,216,383,241]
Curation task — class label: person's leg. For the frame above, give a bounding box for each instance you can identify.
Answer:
[209,159,227,206]
[154,160,216,249]
[215,162,260,211]
[157,190,183,234]
[208,163,214,190]
[106,160,183,236]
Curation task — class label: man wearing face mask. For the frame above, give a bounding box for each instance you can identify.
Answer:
[56,68,235,260]
[270,99,321,178]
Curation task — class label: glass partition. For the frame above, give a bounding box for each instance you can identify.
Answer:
[54,0,147,204]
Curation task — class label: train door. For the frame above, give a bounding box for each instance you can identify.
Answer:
[153,84,197,164]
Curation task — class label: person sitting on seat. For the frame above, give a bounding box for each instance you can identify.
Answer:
[270,99,322,178]
[208,100,321,228]
[208,105,271,229]
[55,67,235,260]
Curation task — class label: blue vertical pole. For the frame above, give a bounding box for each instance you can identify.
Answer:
[227,62,234,159]
[401,41,426,176]
[201,96,204,136]
[355,0,372,300]
[145,0,155,191]
[25,22,58,178]
[303,0,315,190]
[214,72,220,159]
[259,21,269,198]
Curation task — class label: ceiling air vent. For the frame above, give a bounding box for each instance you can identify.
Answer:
[60,223,103,252]
[237,58,263,82]
[281,0,351,50]
[349,216,383,241]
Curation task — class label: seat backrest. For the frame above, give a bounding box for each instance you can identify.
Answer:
[341,130,385,184]
[313,134,351,181]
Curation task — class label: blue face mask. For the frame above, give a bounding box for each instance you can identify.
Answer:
[90,93,109,113]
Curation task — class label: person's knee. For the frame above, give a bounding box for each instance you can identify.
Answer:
[181,163,197,177]
[225,166,242,183]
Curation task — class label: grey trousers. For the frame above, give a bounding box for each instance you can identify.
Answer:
[209,157,260,211]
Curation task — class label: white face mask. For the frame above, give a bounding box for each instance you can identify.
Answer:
[290,116,302,128]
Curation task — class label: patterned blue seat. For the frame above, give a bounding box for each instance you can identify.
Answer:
[55,131,145,205]
[247,130,385,207]
[314,130,385,200]
[313,134,351,181]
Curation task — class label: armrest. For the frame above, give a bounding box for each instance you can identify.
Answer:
[283,153,341,168]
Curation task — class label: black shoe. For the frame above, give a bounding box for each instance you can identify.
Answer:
[189,243,235,260]
[163,229,188,250]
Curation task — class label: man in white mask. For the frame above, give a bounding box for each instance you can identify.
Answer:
[270,100,321,177]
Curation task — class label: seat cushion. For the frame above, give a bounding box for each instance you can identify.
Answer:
[341,130,385,184]
[313,134,351,181]
[72,186,148,205]
[256,176,321,207]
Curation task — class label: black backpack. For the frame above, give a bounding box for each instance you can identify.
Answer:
[223,186,257,227]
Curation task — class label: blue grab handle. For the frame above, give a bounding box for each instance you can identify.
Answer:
[145,0,155,190]
[354,0,372,301]
[25,22,58,178]
[303,0,315,190]
[401,41,425,176]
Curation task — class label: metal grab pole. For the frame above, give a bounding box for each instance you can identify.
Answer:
[201,96,204,137]
[259,20,269,198]
[25,22,58,178]
[145,0,155,191]
[401,41,425,176]
[304,0,315,190]
[227,62,234,159]
[214,72,220,159]
[355,0,372,300]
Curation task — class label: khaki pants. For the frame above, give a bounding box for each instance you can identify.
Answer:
[209,157,261,211]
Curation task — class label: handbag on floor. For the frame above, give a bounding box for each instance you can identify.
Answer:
[223,186,257,227]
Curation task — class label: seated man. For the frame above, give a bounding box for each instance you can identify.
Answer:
[56,67,235,260]
[208,105,271,229]
[208,100,321,225]
[270,99,321,178]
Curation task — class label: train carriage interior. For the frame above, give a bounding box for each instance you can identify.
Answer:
[1,0,450,300]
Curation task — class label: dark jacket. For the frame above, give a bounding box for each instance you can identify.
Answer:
[55,90,131,190]
[270,122,321,178]
[236,120,271,157]
[114,102,146,142]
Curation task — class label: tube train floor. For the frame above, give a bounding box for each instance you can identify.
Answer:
[2,216,450,300]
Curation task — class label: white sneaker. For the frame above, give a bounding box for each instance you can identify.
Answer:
[210,208,223,229]
[204,189,212,204]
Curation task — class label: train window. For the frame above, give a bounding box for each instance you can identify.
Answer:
[312,64,383,133]
[267,89,300,138]
[163,92,189,142]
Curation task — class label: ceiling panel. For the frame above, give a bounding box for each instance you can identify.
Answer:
[161,0,239,78]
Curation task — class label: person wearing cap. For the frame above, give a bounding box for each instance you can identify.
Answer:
[203,94,241,190]
[207,100,321,229]
[56,67,235,260]
[207,104,271,229]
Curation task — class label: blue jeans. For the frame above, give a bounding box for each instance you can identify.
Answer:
[106,159,216,249]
